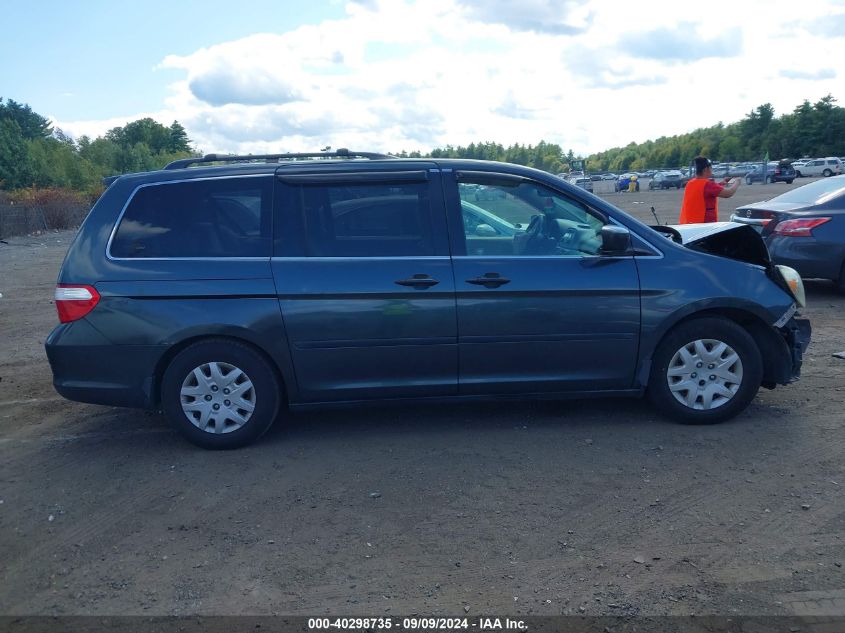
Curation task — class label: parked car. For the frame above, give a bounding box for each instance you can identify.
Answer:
[473,184,507,201]
[794,157,843,178]
[745,161,795,184]
[649,170,685,189]
[731,175,845,290]
[46,150,810,448]
[710,164,730,179]
[615,173,640,192]
[570,176,594,192]
[601,173,617,181]
[727,164,753,177]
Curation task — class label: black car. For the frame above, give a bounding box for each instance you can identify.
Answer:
[731,175,845,291]
[745,162,795,185]
[46,150,810,449]
[649,171,685,189]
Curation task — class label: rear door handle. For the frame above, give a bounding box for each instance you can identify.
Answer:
[395,274,439,289]
[465,273,511,288]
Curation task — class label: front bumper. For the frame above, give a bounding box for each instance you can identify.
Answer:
[783,317,811,383]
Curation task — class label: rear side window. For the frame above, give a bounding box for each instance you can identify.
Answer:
[110,177,272,258]
[297,181,435,257]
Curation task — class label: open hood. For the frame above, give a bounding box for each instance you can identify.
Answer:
[652,221,803,306]
[668,221,754,245]
[665,221,771,267]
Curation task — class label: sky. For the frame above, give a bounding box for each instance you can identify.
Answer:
[2,0,844,156]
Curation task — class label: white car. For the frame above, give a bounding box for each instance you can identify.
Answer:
[794,157,843,178]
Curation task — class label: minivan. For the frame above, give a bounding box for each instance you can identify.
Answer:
[46,150,811,448]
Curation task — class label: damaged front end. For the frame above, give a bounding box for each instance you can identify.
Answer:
[654,222,812,384]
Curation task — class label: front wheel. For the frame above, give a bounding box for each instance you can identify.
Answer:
[647,318,763,424]
[823,169,833,177]
[795,170,803,178]
[161,339,281,449]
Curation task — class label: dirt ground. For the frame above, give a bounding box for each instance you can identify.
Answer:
[0,178,843,617]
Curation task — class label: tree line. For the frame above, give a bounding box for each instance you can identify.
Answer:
[0,98,193,194]
[412,95,845,173]
[393,141,577,175]
[2,94,843,197]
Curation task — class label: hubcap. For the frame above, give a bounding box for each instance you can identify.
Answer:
[180,362,256,434]
[667,339,743,410]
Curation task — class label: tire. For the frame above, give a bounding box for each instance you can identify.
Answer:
[161,339,281,449]
[786,179,794,184]
[746,176,753,185]
[647,317,763,424]
[635,182,640,192]
[766,176,773,184]
[823,169,833,177]
[795,170,802,178]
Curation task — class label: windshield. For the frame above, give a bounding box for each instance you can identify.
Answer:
[767,176,845,205]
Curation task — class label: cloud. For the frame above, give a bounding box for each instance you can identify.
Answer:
[456,0,593,34]
[618,22,743,61]
[602,76,668,91]
[779,68,837,80]
[807,11,845,37]
[189,67,303,106]
[492,93,543,120]
[51,0,843,157]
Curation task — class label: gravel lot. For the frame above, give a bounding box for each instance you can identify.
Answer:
[0,178,843,617]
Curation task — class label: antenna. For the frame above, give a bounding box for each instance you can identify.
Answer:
[650,206,661,225]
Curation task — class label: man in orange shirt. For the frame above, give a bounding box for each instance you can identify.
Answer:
[679,157,741,224]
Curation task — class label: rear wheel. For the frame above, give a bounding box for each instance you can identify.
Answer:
[795,170,803,178]
[823,168,833,177]
[746,176,753,185]
[786,179,794,184]
[648,317,762,424]
[766,176,773,184]
[161,339,281,449]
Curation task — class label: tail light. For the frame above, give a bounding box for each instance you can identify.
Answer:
[772,218,831,237]
[54,284,100,323]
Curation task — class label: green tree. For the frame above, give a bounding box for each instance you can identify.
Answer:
[0,118,31,188]
[168,121,191,153]
[0,98,52,140]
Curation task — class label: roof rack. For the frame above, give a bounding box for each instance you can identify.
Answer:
[163,148,395,170]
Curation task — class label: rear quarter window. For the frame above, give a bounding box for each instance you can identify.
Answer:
[109,177,273,258]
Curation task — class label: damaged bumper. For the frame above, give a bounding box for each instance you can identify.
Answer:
[782,317,811,383]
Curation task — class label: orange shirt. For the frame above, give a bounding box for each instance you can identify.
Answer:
[679,178,724,223]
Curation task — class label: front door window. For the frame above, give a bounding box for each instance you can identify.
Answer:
[457,178,605,257]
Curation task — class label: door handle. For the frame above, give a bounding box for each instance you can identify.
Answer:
[465,273,511,288]
[395,274,440,288]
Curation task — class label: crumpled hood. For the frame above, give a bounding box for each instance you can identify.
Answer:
[666,221,753,245]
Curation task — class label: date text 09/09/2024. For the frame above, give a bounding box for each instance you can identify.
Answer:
[307,617,528,631]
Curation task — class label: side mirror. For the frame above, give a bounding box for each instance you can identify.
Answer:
[475,223,498,237]
[600,225,631,255]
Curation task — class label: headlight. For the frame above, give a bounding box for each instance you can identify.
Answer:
[777,265,806,308]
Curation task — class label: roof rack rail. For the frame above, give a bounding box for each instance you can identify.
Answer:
[163,148,395,170]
